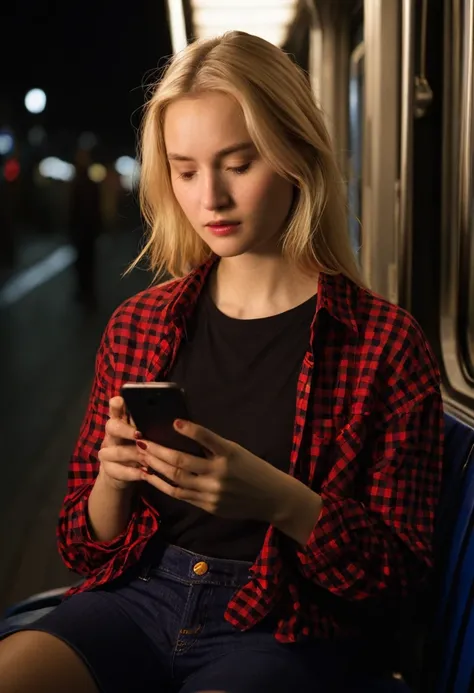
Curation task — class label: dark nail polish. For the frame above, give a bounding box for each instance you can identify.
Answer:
[136,440,147,451]
[134,430,143,440]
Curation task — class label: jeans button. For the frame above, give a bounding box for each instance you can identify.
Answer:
[193,561,209,576]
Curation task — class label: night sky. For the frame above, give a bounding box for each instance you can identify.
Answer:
[1,0,173,148]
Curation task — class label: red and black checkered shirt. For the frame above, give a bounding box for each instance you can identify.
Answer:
[58,257,443,641]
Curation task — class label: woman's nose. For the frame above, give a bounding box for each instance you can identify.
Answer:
[201,172,231,211]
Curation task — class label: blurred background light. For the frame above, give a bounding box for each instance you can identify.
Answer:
[4,158,20,182]
[38,156,75,182]
[25,88,47,114]
[88,163,107,183]
[115,155,141,191]
[115,155,137,176]
[0,246,77,308]
[0,131,14,155]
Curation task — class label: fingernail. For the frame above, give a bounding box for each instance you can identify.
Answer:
[174,419,184,429]
[134,430,143,440]
[136,440,147,451]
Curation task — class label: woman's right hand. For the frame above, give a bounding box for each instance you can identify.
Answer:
[98,396,145,491]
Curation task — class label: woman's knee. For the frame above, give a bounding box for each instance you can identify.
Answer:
[0,630,99,693]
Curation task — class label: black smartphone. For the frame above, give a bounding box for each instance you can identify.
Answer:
[120,382,205,458]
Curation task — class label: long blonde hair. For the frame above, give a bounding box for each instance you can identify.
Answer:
[132,31,363,285]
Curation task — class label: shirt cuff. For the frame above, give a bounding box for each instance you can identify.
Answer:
[295,491,369,574]
[67,484,141,552]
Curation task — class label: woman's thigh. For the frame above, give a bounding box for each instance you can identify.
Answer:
[0,590,172,693]
[179,639,356,693]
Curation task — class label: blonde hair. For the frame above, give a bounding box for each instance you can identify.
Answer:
[132,31,363,285]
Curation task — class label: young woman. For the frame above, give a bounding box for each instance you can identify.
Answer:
[0,31,443,693]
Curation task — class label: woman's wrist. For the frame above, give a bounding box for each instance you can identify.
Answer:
[88,470,136,542]
[96,466,135,495]
[270,472,323,545]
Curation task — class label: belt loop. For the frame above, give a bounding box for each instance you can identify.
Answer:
[138,563,151,582]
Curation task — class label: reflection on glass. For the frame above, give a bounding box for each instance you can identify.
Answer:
[458,30,474,381]
[466,194,474,373]
[348,42,364,258]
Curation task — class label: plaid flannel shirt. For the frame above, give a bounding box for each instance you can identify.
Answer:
[57,257,443,641]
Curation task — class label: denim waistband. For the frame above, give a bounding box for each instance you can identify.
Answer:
[143,543,253,588]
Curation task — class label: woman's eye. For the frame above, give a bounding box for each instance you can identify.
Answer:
[229,163,252,175]
[179,171,196,181]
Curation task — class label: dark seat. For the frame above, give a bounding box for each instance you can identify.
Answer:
[2,587,73,627]
[3,413,474,693]
[426,415,474,693]
[346,413,474,692]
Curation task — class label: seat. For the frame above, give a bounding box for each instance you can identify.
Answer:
[2,586,71,629]
[434,414,474,571]
[2,413,474,693]
[347,413,474,692]
[348,676,411,692]
[429,437,474,693]
[447,528,474,693]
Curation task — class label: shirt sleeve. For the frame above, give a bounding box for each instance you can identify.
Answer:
[56,322,158,576]
[294,388,443,601]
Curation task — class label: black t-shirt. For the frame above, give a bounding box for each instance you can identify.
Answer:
[152,285,316,561]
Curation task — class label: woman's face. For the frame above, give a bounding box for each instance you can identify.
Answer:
[164,92,294,259]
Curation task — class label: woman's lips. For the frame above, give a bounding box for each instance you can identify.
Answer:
[206,223,241,237]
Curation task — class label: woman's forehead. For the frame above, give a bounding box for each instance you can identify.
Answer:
[164,93,252,159]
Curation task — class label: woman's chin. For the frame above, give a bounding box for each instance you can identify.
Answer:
[205,237,252,259]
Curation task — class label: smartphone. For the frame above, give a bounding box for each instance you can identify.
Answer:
[120,382,205,458]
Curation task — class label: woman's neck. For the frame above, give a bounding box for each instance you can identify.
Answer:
[209,254,319,319]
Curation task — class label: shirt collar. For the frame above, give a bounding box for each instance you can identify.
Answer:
[317,272,359,335]
[165,256,359,336]
[165,255,218,322]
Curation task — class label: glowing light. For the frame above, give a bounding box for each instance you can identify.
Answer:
[25,88,47,114]
[0,132,14,155]
[119,175,133,191]
[38,157,75,182]
[115,156,140,191]
[167,0,188,52]
[190,0,297,46]
[4,158,20,182]
[0,246,77,307]
[88,163,106,183]
[115,156,137,176]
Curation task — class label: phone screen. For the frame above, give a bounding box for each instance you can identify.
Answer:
[120,383,205,458]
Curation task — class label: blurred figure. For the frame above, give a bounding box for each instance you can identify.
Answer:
[101,162,121,233]
[69,148,103,309]
[0,180,15,270]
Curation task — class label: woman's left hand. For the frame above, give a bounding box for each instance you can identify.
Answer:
[136,419,289,523]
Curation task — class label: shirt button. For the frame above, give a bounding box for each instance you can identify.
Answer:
[193,561,209,576]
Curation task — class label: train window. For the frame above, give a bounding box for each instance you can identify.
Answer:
[348,41,364,257]
[460,194,474,378]
[440,0,474,417]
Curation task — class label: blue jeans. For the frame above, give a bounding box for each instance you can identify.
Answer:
[0,543,365,692]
